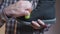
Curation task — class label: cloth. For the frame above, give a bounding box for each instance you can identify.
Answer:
[0,0,56,34]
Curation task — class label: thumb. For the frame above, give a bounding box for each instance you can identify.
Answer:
[24,11,30,19]
[24,11,30,16]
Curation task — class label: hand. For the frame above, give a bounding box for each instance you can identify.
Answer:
[4,1,32,17]
[31,19,47,29]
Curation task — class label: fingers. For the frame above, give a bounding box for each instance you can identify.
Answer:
[38,19,47,28]
[31,25,40,29]
[24,11,30,16]
[31,19,47,29]
[32,21,40,27]
[18,1,32,9]
[31,21,40,29]
[38,19,45,25]
[4,1,32,17]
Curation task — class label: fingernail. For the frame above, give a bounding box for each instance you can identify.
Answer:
[32,21,40,27]
[25,11,30,16]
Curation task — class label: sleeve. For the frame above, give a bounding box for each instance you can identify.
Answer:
[0,10,6,28]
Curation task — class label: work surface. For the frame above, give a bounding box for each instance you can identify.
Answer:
[0,24,5,34]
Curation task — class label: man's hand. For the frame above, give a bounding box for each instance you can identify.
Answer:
[31,19,47,29]
[3,1,46,30]
[4,1,32,17]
